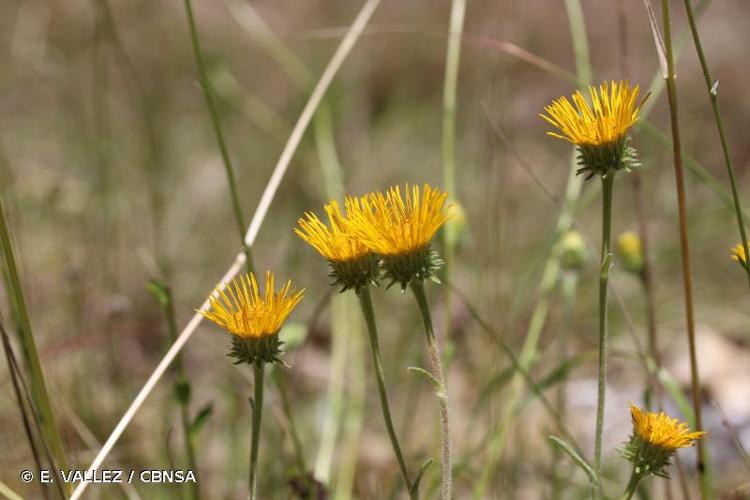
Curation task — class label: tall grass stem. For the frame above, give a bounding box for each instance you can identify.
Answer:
[657,0,710,495]
[0,197,69,478]
[182,0,254,271]
[681,0,750,287]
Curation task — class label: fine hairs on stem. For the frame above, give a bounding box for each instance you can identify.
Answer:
[248,364,265,500]
[410,281,452,500]
[593,172,615,498]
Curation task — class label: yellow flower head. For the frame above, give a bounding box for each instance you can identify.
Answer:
[200,271,304,340]
[731,243,748,269]
[295,200,368,263]
[629,404,706,452]
[617,231,645,274]
[541,81,645,148]
[346,184,450,257]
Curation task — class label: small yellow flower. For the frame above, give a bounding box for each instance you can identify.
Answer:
[617,231,645,274]
[629,404,706,452]
[201,271,304,340]
[541,81,644,148]
[346,184,450,257]
[295,201,369,263]
[622,404,706,479]
[731,243,748,269]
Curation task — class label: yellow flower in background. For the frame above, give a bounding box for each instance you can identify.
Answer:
[731,243,748,269]
[541,81,644,148]
[346,184,450,257]
[617,231,645,274]
[629,404,706,452]
[202,271,303,339]
[295,201,369,263]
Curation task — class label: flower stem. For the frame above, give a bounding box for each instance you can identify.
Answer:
[410,281,452,500]
[593,172,616,498]
[357,287,415,498]
[659,0,710,496]
[249,363,265,500]
[621,470,645,500]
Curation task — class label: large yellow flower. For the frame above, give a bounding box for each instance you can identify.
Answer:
[295,200,368,263]
[541,81,645,148]
[346,184,450,257]
[201,271,304,339]
[629,404,706,452]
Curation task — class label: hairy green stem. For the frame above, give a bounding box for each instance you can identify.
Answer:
[0,197,69,478]
[182,0,254,271]
[410,281,452,500]
[593,172,615,497]
[681,0,750,288]
[658,1,710,496]
[621,471,646,500]
[249,364,265,500]
[357,287,415,498]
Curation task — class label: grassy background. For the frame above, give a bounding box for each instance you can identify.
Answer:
[1,0,750,498]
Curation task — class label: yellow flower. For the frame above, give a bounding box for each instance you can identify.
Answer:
[295,200,369,263]
[345,184,450,289]
[201,271,304,340]
[629,404,706,451]
[346,184,450,257]
[541,81,645,148]
[617,231,645,274]
[731,243,748,269]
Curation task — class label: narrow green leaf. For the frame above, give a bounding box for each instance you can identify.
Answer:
[408,366,441,391]
[410,458,434,498]
[146,280,170,307]
[189,403,214,438]
[548,435,597,488]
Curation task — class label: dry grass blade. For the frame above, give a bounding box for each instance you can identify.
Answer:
[69,2,380,498]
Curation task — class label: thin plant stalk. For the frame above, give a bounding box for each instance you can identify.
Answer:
[681,0,750,287]
[622,471,646,500]
[441,0,466,341]
[657,0,710,496]
[152,284,199,500]
[249,364,265,500]
[593,172,616,496]
[1,318,50,500]
[182,0,254,271]
[409,281,452,500]
[357,287,415,498]
[0,197,69,476]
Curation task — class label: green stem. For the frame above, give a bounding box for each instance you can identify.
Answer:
[182,0,254,271]
[621,471,645,500]
[410,281,452,500]
[249,363,265,500]
[0,198,69,478]
[357,287,415,498]
[158,285,200,500]
[659,1,709,497]
[441,0,466,342]
[681,0,750,289]
[593,172,615,498]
